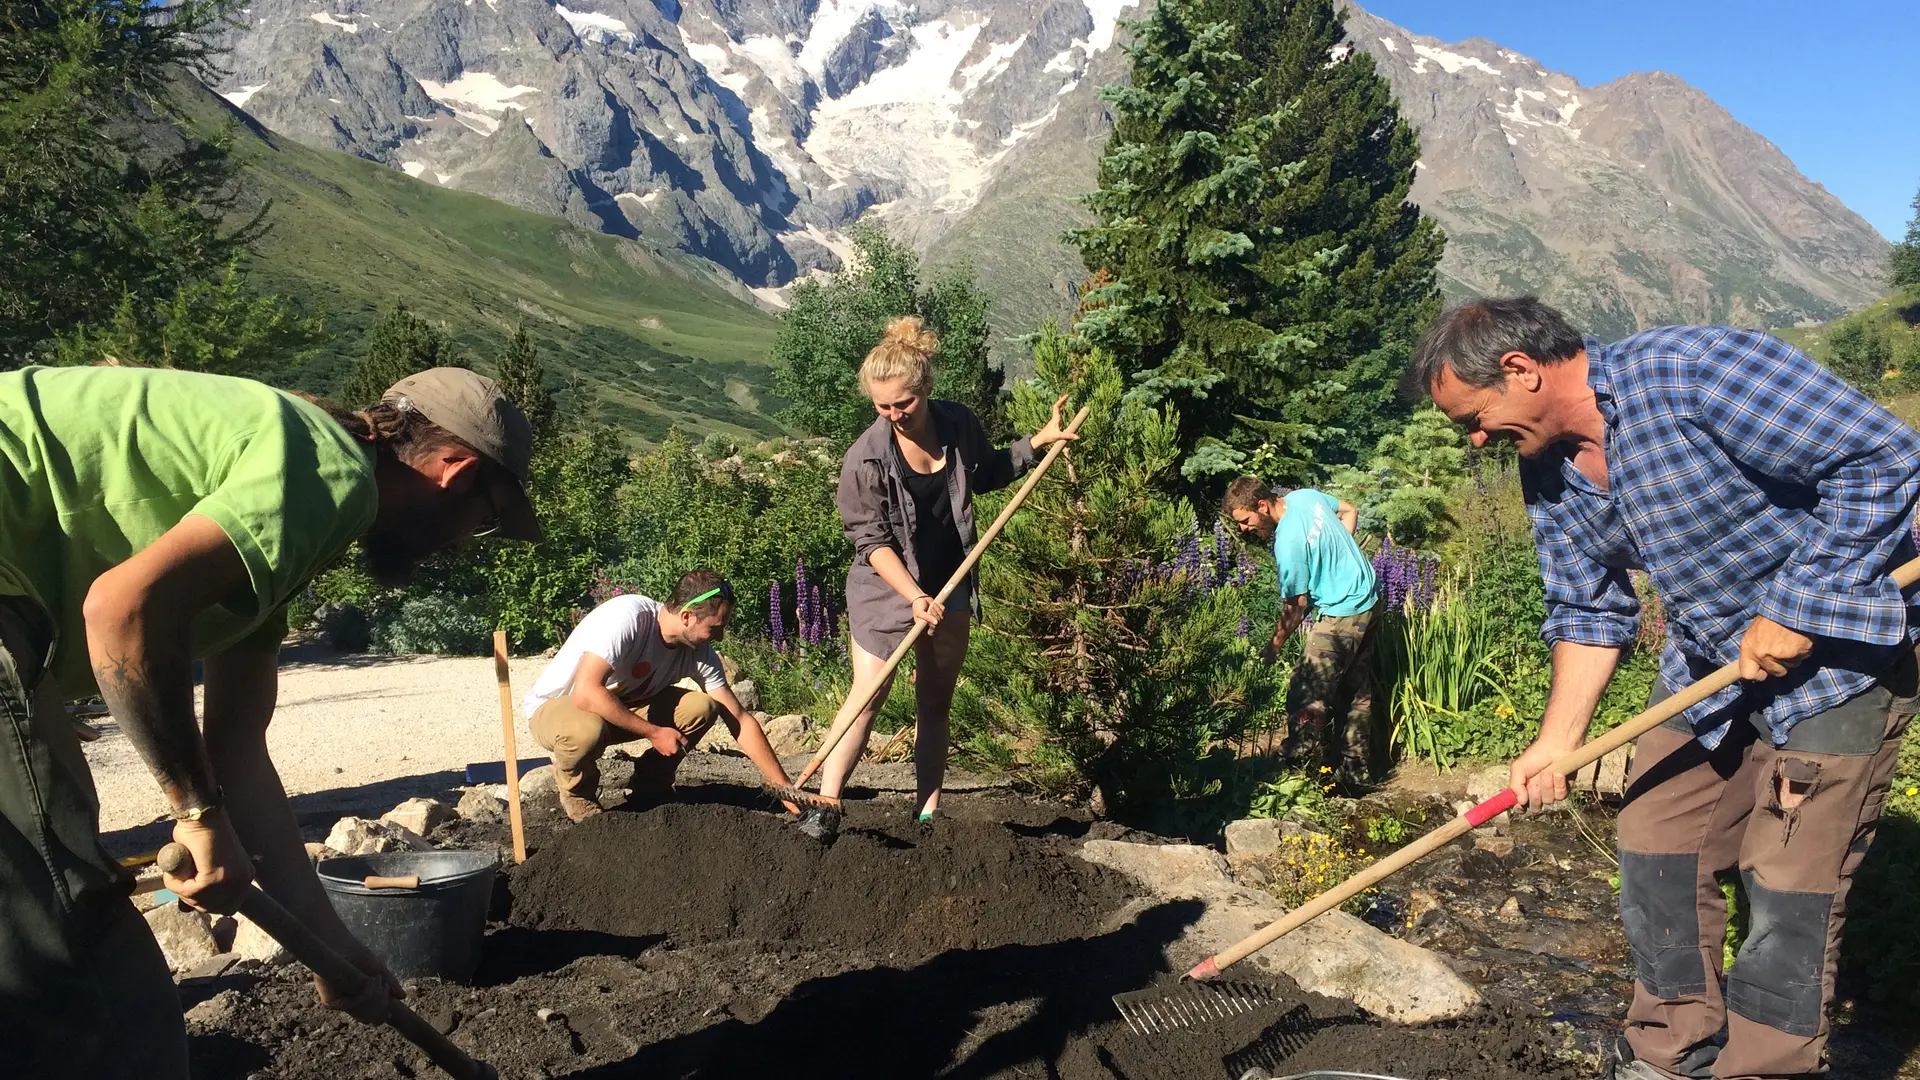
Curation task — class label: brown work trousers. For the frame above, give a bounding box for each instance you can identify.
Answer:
[1280,601,1382,778]
[530,686,720,803]
[1617,655,1915,1079]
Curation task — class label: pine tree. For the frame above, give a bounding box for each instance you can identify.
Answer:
[337,304,460,405]
[771,222,1005,446]
[1071,0,1444,485]
[1892,183,1920,292]
[494,322,555,437]
[975,322,1278,820]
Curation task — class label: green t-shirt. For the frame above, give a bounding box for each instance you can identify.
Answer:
[1271,488,1378,618]
[0,366,378,694]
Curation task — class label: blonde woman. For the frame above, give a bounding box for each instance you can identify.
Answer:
[797,317,1074,842]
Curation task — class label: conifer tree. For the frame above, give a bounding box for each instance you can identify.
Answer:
[1072,0,1444,484]
[1892,183,1920,292]
[337,304,461,404]
[975,321,1278,819]
[494,321,555,437]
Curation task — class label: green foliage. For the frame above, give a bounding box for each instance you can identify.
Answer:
[611,432,849,632]
[337,303,464,405]
[1364,812,1412,847]
[50,259,323,375]
[1245,770,1333,824]
[494,321,555,437]
[0,0,247,362]
[1070,0,1444,482]
[1825,316,1894,390]
[973,323,1281,823]
[372,593,493,656]
[771,222,1004,446]
[1328,407,1471,545]
[1376,578,1512,769]
[1893,184,1920,292]
[1843,725,1920,1009]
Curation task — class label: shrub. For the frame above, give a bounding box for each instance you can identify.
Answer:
[372,594,492,655]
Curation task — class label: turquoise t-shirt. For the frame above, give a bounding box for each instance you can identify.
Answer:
[1271,489,1378,617]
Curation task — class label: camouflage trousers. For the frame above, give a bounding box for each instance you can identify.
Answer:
[1280,599,1382,780]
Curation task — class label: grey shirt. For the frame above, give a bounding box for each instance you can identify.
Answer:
[837,400,1036,654]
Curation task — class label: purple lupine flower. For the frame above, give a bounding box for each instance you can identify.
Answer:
[809,584,827,646]
[1237,614,1251,639]
[770,580,787,652]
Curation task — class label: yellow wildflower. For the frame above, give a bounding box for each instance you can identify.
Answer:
[1906,786,1918,797]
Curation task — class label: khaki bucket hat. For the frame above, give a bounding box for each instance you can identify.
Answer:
[383,368,543,542]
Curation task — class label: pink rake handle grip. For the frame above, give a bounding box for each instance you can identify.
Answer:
[1462,787,1519,828]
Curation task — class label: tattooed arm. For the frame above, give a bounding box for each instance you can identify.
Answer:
[83,515,258,914]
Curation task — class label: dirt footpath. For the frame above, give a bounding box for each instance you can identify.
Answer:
[86,645,550,837]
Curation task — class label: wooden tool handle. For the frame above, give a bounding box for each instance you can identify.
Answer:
[363,875,421,890]
[793,405,1092,789]
[494,631,527,865]
[1194,554,1920,978]
[157,845,492,1080]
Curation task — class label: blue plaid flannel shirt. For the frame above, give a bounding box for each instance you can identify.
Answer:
[1523,326,1920,748]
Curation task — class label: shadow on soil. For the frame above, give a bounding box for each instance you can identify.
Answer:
[473,928,664,986]
[565,899,1205,1080]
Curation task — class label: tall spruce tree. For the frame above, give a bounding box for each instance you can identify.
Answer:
[494,321,555,437]
[1071,0,1443,484]
[1893,183,1920,292]
[337,303,461,404]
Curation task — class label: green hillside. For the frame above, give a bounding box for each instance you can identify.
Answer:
[184,84,785,443]
[1771,288,1920,362]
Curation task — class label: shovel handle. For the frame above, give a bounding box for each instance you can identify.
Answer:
[156,845,493,1080]
[793,405,1091,790]
[1193,554,1920,979]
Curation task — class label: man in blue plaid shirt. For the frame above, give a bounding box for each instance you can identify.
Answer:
[1411,297,1920,1080]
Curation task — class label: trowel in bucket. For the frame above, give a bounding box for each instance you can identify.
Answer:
[1116,549,1920,1034]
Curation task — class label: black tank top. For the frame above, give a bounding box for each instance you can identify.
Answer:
[895,438,965,594]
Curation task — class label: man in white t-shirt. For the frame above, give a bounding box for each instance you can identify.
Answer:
[525,570,798,820]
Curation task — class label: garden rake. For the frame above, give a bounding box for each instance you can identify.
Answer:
[764,404,1092,811]
[1115,553,1920,1035]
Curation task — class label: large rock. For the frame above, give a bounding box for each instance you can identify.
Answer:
[700,720,742,755]
[516,765,556,803]
[144,903,223,974]
[325,816,432,856]
[1079,839,1483,1024]
[1224,818,1282,857]
[382,797,453,836]
[456,787,505,823]
[762,714,813,757]
[230,914,291,965]
[731,679,760,713]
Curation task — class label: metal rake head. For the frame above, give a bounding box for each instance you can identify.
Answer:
[1112,979,1278,1035]
[761,779,843,811]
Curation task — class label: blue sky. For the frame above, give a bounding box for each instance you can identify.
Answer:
[1359,0,1920,242]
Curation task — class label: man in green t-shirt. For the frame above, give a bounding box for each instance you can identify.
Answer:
[0,365,541,1079]
[1224,476,1384,782]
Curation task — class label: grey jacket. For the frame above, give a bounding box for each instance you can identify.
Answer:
[838,400,1036,651]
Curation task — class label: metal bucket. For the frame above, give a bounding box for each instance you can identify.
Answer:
[317,849,499,983]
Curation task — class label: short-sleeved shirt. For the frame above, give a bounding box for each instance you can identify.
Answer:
[523,595,729,715]
[0,366,379,694]
[1272,488,1378,618]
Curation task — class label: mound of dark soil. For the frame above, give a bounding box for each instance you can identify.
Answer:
[187,795,1585,1080]
[506,803,1136,960]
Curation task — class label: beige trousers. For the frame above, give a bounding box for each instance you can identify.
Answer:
[530,686,720,801]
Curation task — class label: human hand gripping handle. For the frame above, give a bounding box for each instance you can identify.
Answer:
[156,845,495,1080]
[1187,554,1920,981]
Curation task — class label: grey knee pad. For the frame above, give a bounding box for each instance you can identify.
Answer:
[1619,850,1708,998]
[1726,870,1831,1038]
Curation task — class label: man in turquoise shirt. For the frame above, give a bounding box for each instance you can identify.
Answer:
[1225,476,1383,781]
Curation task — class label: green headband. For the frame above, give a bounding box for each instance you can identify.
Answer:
[680,586,726,613]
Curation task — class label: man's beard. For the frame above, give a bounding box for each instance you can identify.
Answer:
[359,498,457,586]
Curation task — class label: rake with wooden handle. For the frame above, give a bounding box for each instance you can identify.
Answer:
[156,844,496,1079]
[1114,554,1920,1035]
[777,404,1091,805]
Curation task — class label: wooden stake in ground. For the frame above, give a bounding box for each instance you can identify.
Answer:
[493,630,527,864]
[792,405,1092,792]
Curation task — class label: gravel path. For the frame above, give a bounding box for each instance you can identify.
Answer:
[85,645,550,838]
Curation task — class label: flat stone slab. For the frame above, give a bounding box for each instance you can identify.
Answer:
[1080,839,1484,1025]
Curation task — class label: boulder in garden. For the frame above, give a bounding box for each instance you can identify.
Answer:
[324,816,432,856]
[763,714,812,756]
[1224,818,1282,857]
[144,903,223,974]
[231,913,291,965]
[517,765,557,803]
[1079,839,1483,1024]
[699,722,742,755]
[456,787,505,823]
[731,678,760,713]
[382,797,453,836]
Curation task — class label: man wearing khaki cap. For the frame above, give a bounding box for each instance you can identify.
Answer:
[0,364,539,1079]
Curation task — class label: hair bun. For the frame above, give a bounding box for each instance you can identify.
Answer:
[881,315,938,355]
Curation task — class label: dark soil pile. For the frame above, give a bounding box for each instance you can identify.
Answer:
[506,803,1134,959]
[187,796,1584,1080]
